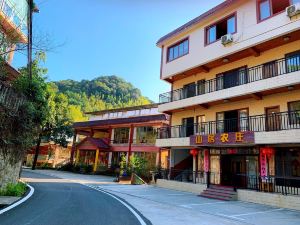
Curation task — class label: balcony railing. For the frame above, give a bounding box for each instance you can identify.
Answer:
[159,55,300,103]
[157,110,300,139]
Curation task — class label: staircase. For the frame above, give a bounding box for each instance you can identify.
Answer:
[199,185,237,201]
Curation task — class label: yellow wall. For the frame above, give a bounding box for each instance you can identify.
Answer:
[173,40,300,90]
[171,90,300,125]
[93,131,109,139]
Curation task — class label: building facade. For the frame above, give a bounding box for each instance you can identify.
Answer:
[72,104,169,172]
[156,0,300,197]
[0,0,28,80]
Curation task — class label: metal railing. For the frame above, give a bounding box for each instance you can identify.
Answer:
[159,55,300,103]
[154,170,300,195]
[157,110,300,139]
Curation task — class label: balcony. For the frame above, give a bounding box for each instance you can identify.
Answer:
[0,0,28,43]
[159,55,300,109]
[157,110,300,140]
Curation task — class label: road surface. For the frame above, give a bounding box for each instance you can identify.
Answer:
[0,170,149,225]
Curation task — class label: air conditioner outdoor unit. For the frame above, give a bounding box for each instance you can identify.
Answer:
[286,3,300,18]
[221,34,233,45]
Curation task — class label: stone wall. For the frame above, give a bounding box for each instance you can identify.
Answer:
[0,151,22,189]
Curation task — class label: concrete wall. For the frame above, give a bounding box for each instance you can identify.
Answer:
[155,179,206,194]
[160,0,300,79]
[237,189,300,211]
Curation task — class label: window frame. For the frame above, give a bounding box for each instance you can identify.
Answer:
[204,12,237,46]
[256,0,293,23]
[166,37,189,63]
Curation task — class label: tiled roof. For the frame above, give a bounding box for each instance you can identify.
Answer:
[77,137,110,149]
[73,114,169,128]
[156,0,237,45]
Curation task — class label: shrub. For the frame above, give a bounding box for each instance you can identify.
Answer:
[0,182,27,197]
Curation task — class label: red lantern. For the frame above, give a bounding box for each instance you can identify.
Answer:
[261,147,274,159]
[190,148,198,157]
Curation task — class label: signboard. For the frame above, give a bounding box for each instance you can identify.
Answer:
[260,152,267,177]
[190,131,255,146]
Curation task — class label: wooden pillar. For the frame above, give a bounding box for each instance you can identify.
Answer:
[108,152,112,168]
[70,131,77,164]
[93,148,100,172]
[127,124,134,164]
[75,148,80,165]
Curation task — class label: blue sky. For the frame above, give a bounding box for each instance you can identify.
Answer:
[14,0,224,102]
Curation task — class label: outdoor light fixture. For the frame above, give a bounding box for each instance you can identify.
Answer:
[283,36,291,41]
[222,58,229,63]
[223,99,230,103]
[287,86,294,90]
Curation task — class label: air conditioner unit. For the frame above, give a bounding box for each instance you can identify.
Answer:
[286,3,300,18]
[221,34,233,45]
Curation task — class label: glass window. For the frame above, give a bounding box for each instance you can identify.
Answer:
[197,115,206,134]
[113,128,130,144]
[239,109,249,131]
[167,39,189,62]
[216,112,224,133]
[227,16,236,34]
[3,2,13,18]
[183,40,189,54]
[207,26,216,44]
[259,0,271,20]
[286,51,300,73]
[288,101,300,125]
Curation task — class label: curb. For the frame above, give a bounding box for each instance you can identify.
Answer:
[0,183,34,215]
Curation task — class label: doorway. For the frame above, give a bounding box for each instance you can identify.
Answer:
[182,117,194,137]
[221,155,246,187]
[266,106,281,131]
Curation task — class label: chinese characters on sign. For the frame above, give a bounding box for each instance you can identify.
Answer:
[190,131,254,145]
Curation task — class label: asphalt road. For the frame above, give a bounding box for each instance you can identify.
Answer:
[0,171,148,225]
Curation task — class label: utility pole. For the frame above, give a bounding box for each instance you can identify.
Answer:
[27,0,33,82]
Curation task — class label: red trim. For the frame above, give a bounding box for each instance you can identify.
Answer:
[166,37,189,63]
[204,12,237,46]
[256,0,292,23]
[128,124,134,158]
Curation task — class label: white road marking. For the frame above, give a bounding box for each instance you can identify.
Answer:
[217,208,284,220]
[0,183,34,215]
[181,201,227,208]
[85,184,147,225]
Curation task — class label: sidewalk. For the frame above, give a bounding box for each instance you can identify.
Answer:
[24,169,300,225]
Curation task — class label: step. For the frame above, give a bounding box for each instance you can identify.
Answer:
[209,185,235,191]
[203,189,236,197]
[204,187,236,194]
[199,193,233,201]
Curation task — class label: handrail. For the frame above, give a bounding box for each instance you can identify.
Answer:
[159,55,300,103]
[157,110,300,138]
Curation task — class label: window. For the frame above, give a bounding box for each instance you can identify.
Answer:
[288,101,300,125]
[206,14,236,45]
[197,79,206,95]
[167,39,189,62]
[258,0,290,22]
[196,115,206,134]
[286,51,300,73]
[113,127,130,144]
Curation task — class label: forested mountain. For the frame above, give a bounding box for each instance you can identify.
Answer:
[50,76,152,121]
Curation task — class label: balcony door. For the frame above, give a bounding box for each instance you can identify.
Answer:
[216,67,247,90]
[183,82,196,98]
[217,109,248,133]
[182,117,194,137]
[266,106,281,131]
[263,61,278,79]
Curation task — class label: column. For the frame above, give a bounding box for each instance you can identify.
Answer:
[93,149,99,172]
[193,154,197,183]
[127,124,134,165]
[108,152,112,168]
[70,131,77,164]
[155,149,161,167]
[75,148,80,165]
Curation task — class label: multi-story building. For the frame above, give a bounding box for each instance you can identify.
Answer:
[0,0,28,80]
[72,104,169,172]
[156,0,300,200]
